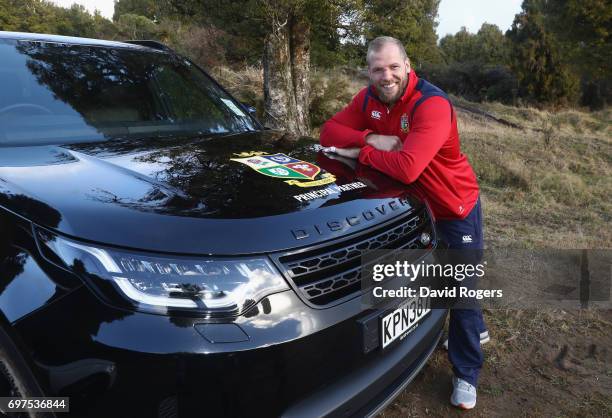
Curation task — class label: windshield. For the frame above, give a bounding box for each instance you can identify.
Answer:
[0,39,258,146]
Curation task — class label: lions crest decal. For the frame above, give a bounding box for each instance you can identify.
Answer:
[400,113,409,133]
[231,152,336,187]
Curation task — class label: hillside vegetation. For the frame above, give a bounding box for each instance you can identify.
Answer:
[218,65,612,249]
[455,99,611,249]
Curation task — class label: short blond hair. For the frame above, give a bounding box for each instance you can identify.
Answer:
[366,36,408,65]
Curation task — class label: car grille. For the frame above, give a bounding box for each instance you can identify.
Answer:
[273,207,432,307]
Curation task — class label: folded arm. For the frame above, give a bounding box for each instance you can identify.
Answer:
[320,92,401,151]
[320,93,372,148]
[358,97,452,184]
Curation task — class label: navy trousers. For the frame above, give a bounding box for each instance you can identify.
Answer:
[435,197,486,387]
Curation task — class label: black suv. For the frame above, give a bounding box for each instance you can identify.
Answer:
[0,32,444,417]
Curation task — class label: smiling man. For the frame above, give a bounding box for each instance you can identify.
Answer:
[320,36,487,409]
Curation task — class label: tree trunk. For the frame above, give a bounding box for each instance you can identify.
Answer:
[290,14,311,136]
[263,14,299,133]
[262,4,310,136]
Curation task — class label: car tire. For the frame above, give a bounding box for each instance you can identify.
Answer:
[0,325,54,418]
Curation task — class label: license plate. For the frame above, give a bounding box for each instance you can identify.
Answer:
[381,296,430,349]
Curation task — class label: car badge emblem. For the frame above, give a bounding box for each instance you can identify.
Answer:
[231,151,336,188]
[400,113,409,132]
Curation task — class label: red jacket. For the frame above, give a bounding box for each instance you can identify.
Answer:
[320,71,479,220]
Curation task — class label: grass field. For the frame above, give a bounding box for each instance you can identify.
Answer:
[455,99,611,250]
[219,65,612,416]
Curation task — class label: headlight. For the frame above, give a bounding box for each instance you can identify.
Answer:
[34,227,289,316]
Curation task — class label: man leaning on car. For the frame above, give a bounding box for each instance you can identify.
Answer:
[319,36,488,410]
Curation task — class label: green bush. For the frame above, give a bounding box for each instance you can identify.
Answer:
[309,68,361,129]
[420,62,518,104]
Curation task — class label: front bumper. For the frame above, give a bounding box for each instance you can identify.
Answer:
[282,311,445,418]
[13,279,446,417]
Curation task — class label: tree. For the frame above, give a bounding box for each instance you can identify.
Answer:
[431,24,514,103]
[163,0,360,135]
[0,0,18,30]
[92,10,120,39]
[115,13,159,39]
[260,0,363,134]
[0,0,57,33]
[543,0,611,80]
[542,0,611,108]
[474,23,510,66]
[55,4,100,37]
[113,0,158,21]
[439,27,477,63]
[363,0,442,66]
[259,1,310,135]
[506,0,579,106]
[440,24,509,66]
[0,0,118,39]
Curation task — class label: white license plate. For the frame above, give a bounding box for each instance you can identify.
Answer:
[381,296,430,349]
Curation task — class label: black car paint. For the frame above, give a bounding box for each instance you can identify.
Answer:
[0,131,424,254]
[0,32,445,417]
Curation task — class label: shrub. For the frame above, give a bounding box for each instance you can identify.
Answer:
[309,68,364,130]
[166,23,227,70]
[420,62,518,104]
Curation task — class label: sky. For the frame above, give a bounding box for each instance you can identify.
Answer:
[50,0,115,20]
[49,0,524,39]
[437,0,523,37]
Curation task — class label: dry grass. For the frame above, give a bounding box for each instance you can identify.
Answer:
[309,67,367,135]
[455,99,612,249]
[212,65,265,118]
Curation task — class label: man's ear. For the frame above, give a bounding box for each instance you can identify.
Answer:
[405,59,411,73]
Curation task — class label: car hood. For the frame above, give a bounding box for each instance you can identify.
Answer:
[0,131,425,254]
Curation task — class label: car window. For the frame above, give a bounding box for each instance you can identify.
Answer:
[0,39,257,146]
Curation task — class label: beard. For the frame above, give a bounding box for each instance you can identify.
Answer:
[377,73,409,105]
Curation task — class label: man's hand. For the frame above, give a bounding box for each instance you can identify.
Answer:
[365,134,402,151]
[323,152,358,169]
[333,147,361,159]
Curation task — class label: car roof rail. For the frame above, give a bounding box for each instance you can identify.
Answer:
[124,40,173,52]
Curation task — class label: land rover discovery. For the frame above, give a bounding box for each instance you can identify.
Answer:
[0,32,445,417]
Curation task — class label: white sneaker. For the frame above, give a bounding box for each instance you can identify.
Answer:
[442,330,490,350]
[450,377,477,409]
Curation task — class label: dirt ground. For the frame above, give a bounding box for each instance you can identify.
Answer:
[379,308,612,417]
